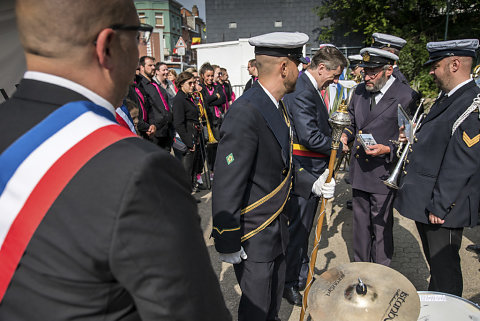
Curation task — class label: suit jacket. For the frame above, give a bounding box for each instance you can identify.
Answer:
[212,83,314,262]
[142,78,174,139]
[393,67,409,85]
[284,72,333,179]
[172,90,200,149]
[395,80,480,228]
[344,78,418,194]
[0,79,231,321]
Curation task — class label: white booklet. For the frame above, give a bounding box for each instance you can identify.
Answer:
[357,133,377,150]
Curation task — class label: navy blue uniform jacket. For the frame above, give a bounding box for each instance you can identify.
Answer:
[344,77,418,194]
[212,83,315,262]
[395,80,480,227]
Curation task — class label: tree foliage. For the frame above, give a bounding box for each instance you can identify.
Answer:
[315,0,480,97]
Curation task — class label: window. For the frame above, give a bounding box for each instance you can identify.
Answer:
[274,21,282,28]
[155,12,164,27]
[229,22,237,29]
[138,12,146,24]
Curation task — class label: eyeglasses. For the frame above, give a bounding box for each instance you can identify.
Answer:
[110,23,153,44]
[217,72,223,76]
[364,68,384,78]
[185,81,196,86]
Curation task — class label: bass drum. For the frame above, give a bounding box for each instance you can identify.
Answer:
[418,291,480,320]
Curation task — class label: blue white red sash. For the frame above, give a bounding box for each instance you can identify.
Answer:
[0,101,136,301]
[116,105,137,134]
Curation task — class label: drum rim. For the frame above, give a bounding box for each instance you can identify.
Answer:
[417,291,480,310]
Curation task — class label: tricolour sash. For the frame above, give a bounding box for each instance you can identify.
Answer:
[0,101,136,301]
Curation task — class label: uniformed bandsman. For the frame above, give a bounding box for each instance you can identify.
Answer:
[341,47,419,266]
[394,39,480,296]
[211,32,336,321]
[348,54,364,83]
[372,32,409,84]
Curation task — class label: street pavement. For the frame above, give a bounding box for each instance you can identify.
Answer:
[195,171,480,321]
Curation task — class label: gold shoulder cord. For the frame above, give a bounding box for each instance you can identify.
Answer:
[241,101,293,242]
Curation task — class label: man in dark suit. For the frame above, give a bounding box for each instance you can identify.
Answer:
[0,0,230,320]
[282,45,348,306]
[341,47,418,266]
[212,32,336,321]
[395,39,480,296]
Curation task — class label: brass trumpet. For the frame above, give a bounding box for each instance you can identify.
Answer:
[192,91,218,144]
[383,99,425,189]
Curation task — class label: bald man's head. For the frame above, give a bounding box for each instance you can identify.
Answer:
[16,0,138,58]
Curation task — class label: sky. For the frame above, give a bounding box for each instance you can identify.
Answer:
[177,0,206,21]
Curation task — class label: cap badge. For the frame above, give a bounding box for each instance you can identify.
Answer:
[363,52,371,62]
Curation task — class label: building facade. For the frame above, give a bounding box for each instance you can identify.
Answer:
[180,5,206,65]
[134,0,183,62]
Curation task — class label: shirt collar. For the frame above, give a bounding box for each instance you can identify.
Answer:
[447,77,473,97]
[258,81,280,109]
[24,71,115,116]
[305,70,319,90]
[379,74,395,96]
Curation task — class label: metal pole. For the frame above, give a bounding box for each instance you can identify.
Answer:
[444,0,450,40]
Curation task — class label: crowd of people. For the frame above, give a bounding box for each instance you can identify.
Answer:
[123,57,236,192]
[1,0,479,320]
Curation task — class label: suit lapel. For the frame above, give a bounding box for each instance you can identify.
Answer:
[249,85,290,164]
[301,73,330,121]
[423,80,477,124]
[361,79,399,129]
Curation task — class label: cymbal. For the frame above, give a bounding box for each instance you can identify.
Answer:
[307,262,420,321]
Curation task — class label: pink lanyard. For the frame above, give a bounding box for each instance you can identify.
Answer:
[221,84,229,111]
[134,87,147,121]
[151,82,170,111]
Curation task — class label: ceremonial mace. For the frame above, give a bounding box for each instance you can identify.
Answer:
[299,99,351,321]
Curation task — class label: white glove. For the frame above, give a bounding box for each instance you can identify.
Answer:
[219,247,248,264]
[312,169,336,199]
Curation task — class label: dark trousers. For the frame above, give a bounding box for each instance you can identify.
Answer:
[233,254,285,321]
[284,194,319,288]
[173,148,197,187]
[155,136,173,152]
[416,222,463,296]
[352,189,394,266]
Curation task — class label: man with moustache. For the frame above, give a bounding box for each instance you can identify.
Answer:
[212,32,336,321]
[282,45,347,306]
[0,0,230,319]
[341,47,418,266]
[395,39,480,296]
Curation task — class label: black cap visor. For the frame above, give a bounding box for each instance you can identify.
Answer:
[255,46,308,64]
[423,49,476,66]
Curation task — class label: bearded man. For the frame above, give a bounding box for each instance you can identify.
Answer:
[341,47,419,266]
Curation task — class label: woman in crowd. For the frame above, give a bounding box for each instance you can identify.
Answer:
[199,63,226,179]
[168,69,178,93]
[172,71,201,190]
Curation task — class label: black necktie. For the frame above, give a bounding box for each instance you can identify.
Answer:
[370,93,377,111]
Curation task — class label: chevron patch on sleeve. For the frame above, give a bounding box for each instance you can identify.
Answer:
[463,131,480,147]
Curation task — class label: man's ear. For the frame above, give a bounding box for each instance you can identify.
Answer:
[95,28,115,70]
[280,59,288,78]
[317,63,326,75]
[385,65,394,77]
[450,58,460,72]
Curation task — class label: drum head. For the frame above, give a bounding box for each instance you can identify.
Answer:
[418,291,480,321]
